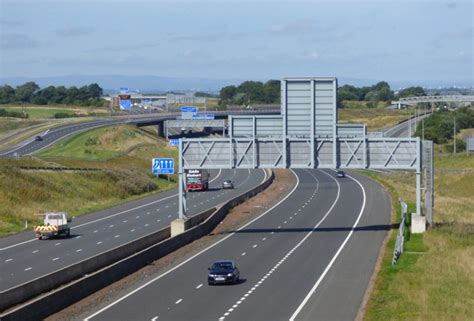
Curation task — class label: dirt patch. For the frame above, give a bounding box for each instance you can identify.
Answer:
[47,169,296,321]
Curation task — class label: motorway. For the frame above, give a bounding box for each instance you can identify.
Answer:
[0,168,266,291]
[0,109,279,157]
[84,169,390,321]
[384,113,429,138]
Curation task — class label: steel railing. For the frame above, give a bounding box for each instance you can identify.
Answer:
[392,199,408,265]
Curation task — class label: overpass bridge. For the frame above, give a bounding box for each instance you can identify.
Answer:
[392,95,474,109]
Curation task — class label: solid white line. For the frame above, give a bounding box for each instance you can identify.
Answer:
[289,171,367,321]
[84,169,299,321]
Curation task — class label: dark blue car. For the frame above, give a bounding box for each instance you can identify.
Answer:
[208,260,240,285]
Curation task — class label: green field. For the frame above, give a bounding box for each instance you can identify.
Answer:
[362,154,474,321]
[2,105,109,120]
[0,125,178,236]
[338,104,413,131]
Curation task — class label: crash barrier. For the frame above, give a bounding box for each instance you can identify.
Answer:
[392,199,408,265]
[0,227,171,312]
[1,169,273,320]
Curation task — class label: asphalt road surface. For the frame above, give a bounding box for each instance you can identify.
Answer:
[0,168,266,291]
[384,114,429,138]
[84,169,390,321]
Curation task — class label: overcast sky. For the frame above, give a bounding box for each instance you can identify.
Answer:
[0,0,472,84]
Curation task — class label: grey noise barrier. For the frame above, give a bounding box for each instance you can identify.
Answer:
[1,169,274,321]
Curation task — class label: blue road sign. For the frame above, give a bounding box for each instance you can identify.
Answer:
[152,158,175,175]
[169,139,179,146]
[181,106,198,113]
[192,114,215,120]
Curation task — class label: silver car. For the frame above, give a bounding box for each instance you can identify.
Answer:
[222,180,234,189]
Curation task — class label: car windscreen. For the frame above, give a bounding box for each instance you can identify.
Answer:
[212,262,233,270]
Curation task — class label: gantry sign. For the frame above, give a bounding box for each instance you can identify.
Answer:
[178,77,433,223]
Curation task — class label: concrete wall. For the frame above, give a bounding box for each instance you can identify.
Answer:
[1,169,273,321]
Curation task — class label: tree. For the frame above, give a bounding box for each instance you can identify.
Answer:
[87,83,103,98]
[398,86,426,98]
[15,82,40,103]
[0,85,15,104]
[263,80,280,103]
[220,85,237,100]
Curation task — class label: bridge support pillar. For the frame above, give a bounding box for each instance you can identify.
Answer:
[156,122,165,138]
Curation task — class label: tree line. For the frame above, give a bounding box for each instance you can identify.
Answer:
[219,80,427,107]
[219,80,280,106]
[415,107,474,150]
[0,82,106,106]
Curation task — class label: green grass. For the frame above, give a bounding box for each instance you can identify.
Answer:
[3,105,109,120]
[362,153,474,321]
[338,105,412,131]
[0,125,178,237]
[37,125,159,160]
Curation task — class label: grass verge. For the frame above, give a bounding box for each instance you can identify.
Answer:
[0,124,178,237]
[361,154,474,321]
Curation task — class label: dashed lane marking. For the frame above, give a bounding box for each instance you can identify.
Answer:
[5,258,13,262]
[175,299,183,304]
[32,250,39,254]
[196,284,203,289]
[52,257,59,261]
[24,267,32,271]
[76,249,83,252]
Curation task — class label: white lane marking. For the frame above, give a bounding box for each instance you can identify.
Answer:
[0,193,181,251]
[167,215,171,218]
[122,220,128,223]
[241,252,246,256]
[252,244,258,248]
[76,249,83,252]
[136,216,140,219]
[284,221,287,224]
[52,257,59,261]
[93,230,98,233]
[289,170,367,321]
[32,250,39,254]
[175,299,183,304]
[75,236,81,239]
[146,212,150,215]
[0,192,183,251]
[196,284,203,289]
[145,224,149,227]
[109,225,114,228]
[84,169,295,320]
[114,235,120,238]
[262,237,266,241]
[271,231,275,235]
[97,241,103,245]
[5,258,13,262]
[157,219,161,222]
[151,317,158,321]
[55,242,61,246]
[131,229,135,232]
[219,169,331,320]
[24,267,32,271]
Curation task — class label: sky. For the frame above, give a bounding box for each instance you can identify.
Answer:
[0,0,473,86]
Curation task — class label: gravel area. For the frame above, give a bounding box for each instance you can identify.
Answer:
[47,169,296,321]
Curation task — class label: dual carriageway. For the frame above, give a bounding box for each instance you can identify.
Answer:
[0,110,417,320]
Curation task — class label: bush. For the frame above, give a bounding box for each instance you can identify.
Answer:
[54,112,76,119]
[102,169,158,197]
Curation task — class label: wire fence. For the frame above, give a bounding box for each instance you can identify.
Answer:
[392,199,408,266]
